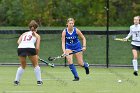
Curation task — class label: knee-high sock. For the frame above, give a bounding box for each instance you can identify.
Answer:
[83,62,89,68]
[34,66,42,81]
[69,64,79,78]
[15,67,24,81]
[132,59,138,71]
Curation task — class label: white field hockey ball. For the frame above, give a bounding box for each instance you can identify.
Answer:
[118,80,122,83]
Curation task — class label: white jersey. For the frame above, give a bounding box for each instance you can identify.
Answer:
[126,24,140,46]
[18,31,37,48]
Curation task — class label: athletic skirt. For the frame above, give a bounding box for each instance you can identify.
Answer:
[17,48,36,57]
[131,44,140,51]
[65,41,82,51]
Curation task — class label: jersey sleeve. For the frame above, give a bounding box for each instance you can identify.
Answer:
[125,26,132,39]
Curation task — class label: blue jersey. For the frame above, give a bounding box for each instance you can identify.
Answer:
[65,27,82,51]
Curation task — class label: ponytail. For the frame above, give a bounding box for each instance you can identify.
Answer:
[29,20,38,31]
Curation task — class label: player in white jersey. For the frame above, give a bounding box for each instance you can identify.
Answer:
[14,20,43,85]
[124,16,140,76]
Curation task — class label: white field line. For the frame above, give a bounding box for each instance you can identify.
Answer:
[4,91,45,93]
[42,78,71,80]
[96,90,112,93]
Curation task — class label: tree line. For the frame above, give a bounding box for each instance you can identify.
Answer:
[0,0,140,26]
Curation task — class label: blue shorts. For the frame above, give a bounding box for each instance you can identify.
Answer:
[65,41,82,51]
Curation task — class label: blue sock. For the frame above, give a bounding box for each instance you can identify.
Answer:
[69,64,79,78]
[83,62,89,68]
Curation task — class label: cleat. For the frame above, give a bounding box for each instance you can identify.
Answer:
[85,67,89,74]
[73,77,79,81]
[84,63,89,74]
[14,81,20,86]
[37,81,43,86]
[133,71,138,76]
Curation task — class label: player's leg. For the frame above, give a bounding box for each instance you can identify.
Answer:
[75,52,89,75]
[14,56,26,85]
[132,49,138,76]
[29,55,43,85]
[66,49,79,81]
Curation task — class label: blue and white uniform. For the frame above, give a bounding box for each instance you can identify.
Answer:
[65,27,82,51]
[63,27,89,80]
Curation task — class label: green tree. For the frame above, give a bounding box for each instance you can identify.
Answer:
[110,0,134,26]
[0,0,140,26]
[0,0,24,26]
[21,0,49,26]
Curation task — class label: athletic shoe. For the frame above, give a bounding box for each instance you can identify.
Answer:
[37,81,43,86]
[85,63,89,74]
[73,77,79,81]
[133,71,138,76]
[85,67,89,74]
[14,81,20,86]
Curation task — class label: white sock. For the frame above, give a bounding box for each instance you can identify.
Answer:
[34,66,42,81]
[15,67,24,81]
[132,59,138,71]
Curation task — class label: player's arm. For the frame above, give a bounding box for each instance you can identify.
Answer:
[17,32,26,44]
[35,33,41,55]
[61,30,66,53]
[17,35,22,44]
[76,28,86,51]
[123,27,132,41]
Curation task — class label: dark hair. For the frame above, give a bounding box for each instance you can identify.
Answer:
[28,20,38,31]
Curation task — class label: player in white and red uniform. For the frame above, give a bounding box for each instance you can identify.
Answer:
[14,20,43,85]
[124,16,140,76]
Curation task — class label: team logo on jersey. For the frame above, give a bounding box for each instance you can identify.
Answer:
[66,36,76,39]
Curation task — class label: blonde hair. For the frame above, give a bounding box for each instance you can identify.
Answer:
[67,18,75,23]
[28,20,38,31]
[66,18,75,27]
[134,16,140,19]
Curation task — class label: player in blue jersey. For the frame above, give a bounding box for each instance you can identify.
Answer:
[61,18,89,81]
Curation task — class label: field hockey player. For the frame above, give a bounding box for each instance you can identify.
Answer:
[123,16,140,76]
[14,20,43,85]
[61,18,89,81]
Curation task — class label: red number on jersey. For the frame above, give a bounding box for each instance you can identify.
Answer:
[23,35,32,41]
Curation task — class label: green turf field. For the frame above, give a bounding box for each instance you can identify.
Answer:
[0,66,139,93]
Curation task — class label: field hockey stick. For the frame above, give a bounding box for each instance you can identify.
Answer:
[48,50,82,61]
[38,57,54,68]
[114,37,131,42]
